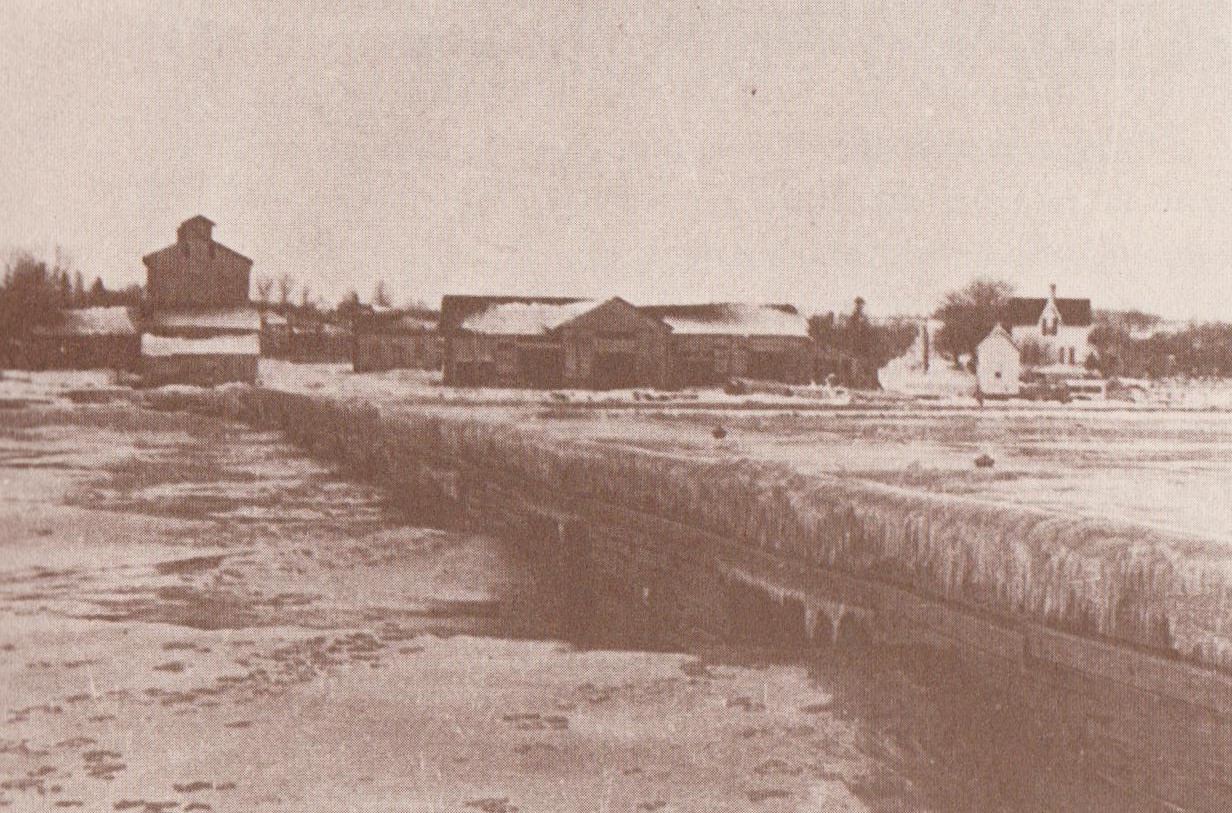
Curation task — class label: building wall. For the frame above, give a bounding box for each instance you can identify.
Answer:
[142,354,258,388]
[558,331,667,389]
[976,334,1021,396]
[281,329,351,363]
[560,333,669,389]
[353,331,441,372]
[556,301,670,389]
[445,331,811,390]
[260,325,291,357]
[670,335,812,386]
[19,335,140,372]
[446,333,536,387]
[1010,323,1092,367]
[145,237,252,310]
[445,299,671,389]
[443,333,494,385]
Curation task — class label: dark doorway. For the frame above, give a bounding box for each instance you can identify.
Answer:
[591,353,639,389]
[746,351,788,382]
[453,361,497,386]
[677,354,719,387]
[517,347,564,388]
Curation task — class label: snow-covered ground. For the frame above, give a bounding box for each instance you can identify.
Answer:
[254,360,1232,414]
[10,360,1232,414]
[0,369,122,406]
[255,360,855,408]
[0,369,1211,810]
[12,362,1232,543]
[0,402,956,813]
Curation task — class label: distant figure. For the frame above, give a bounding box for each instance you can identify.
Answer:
[712,426,728,440]
[974,453,995,469]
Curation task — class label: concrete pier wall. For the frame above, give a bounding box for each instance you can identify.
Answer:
[148,387,1232,812]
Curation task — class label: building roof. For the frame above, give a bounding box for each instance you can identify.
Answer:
[141,333,260,357]
[445,296,813,338]
[440,295,586,333]
[978,323,1019,350]
[141,239,253,268]
[1001,297,1092,328]
[640,303,810,337]
[354,307,439,334]
[458,299,601,335]
[145,308,263,333]
[34,307,137,337]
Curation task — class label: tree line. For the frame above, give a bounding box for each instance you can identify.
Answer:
[0,251,141,362]
[1090,315,1232,379]
[8,246,1231,382]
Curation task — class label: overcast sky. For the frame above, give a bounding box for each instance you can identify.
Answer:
[2,1,1231,318]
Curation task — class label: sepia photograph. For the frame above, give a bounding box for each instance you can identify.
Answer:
[1,2,1230,811]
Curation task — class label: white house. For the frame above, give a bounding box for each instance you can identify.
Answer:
[1000,284,1093,369]
[976,324,1021,396]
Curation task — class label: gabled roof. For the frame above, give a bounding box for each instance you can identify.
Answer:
[639,303,810,337]
[440,295,586,333]
[978,323,1018,350]
[142,239,253,268]
[458,299,601,336]
[1001,297,1092,328]
[143,216,252,266]
[33,307,137,337]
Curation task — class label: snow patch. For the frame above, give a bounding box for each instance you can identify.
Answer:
[142,334,260,357]
[459,300,599,335]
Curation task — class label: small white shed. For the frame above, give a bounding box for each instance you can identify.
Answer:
[976,325,1021,396]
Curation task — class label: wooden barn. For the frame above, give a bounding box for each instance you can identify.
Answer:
[352,308,441,373]
[641,303,813,386]
[441,296,670,389]
[22,307,140,371]
[143,215,252,310]
[440,295,580,386]
[140,216,261,387]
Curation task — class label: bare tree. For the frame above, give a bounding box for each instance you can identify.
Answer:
[0,252,67,355]
[254,275,275,305]
[933,278,1015,362]
[277,275,295,307]
[89,277,107,305]
[373,280,392,308]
